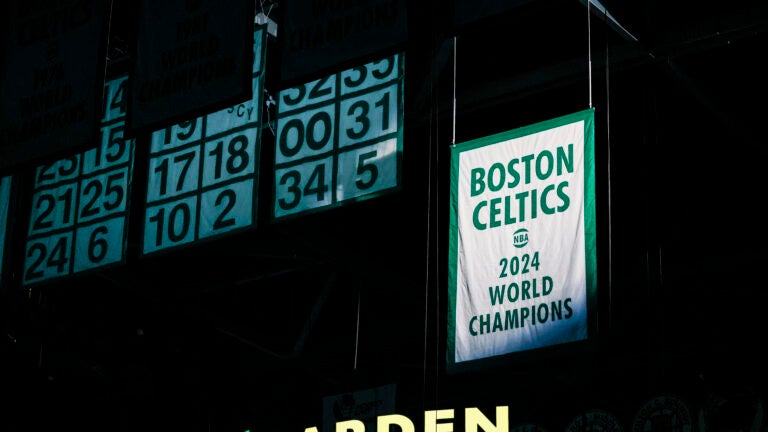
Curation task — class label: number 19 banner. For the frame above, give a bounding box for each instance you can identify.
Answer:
[447,109,597,372]
[142,27,267,256]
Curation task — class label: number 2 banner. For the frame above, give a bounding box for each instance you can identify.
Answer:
[272,53,404,220]
[142,27,267,256]
[23,74,134,285]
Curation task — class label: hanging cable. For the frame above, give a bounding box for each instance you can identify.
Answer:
[423,6,443,412]
[587,0,593,108]
[451,36,457,147]
[354,286,360,370]
[603,1,613,331]
[422,45,434,415]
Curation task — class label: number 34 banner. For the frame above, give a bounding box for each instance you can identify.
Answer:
[272,53,405,220]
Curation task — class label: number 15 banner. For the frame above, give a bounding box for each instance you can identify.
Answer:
[23,74,134,286]
[447,109,597,372]
[272,53,404,220]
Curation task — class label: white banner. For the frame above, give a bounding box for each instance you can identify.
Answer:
[447,109,597,371]
[0,176,11,287]
[23,74,134,286]
[142,27,267,256]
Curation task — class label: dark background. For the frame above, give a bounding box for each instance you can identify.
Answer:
[2,0,767,431]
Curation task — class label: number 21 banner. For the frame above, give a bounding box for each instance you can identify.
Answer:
[23,74,134,285]
[272,53,404,220]
[447,109,597,372]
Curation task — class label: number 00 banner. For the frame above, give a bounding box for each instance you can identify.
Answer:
[447,109,597,372]
[273,53,404,220]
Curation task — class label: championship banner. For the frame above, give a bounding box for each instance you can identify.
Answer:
[0,176,12,288]
[141,27,266,256]
[23,74,134,285]
[129,0,254,135]
[447,109,597,372]
[0,0,108,172]
[279,0,407,85]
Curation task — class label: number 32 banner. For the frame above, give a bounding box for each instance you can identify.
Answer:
[272,53,404,220]
[447,109,597,372]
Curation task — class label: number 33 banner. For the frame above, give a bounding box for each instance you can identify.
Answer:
[272,53,405,220]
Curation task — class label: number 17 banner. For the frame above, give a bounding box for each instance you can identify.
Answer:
[141,26,267,256]
[272,53,405,220]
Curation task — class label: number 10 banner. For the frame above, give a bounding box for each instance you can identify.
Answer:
[272,53,405,220]
[142,27,267,256]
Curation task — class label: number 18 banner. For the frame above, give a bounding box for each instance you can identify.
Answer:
[447,109,598,372]
[142,27,267,256]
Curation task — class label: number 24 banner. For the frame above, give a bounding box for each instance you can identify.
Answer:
[23,74,134,285]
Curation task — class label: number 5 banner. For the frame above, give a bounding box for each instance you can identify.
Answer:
[447,109,598,372]
[272,53,404,220]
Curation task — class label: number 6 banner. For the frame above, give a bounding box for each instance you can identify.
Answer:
[23,74,134,285]
[272,53,405,220]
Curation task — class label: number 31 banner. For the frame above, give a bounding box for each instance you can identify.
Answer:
[272,53,404,220]
[447,109,597,372]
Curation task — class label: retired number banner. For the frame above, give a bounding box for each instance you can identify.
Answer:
[142,27,267,256]
[447,109,597,372]
[0,176,12,288]
[23,74,134,285]
[273,53,404,220]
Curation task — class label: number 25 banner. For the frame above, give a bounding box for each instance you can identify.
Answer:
[447,109,597,372]
[23,74,134,285]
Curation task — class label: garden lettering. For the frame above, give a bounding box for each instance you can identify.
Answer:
[305,406,510,432]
